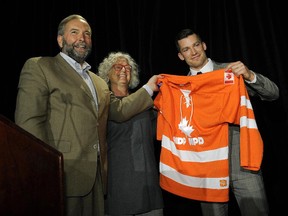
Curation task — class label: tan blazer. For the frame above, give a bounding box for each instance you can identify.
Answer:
[15,54,153,196]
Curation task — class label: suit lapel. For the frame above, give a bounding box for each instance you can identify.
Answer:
[55,54,94,100]
[54,54,98,116]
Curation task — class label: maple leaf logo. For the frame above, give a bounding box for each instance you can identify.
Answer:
[178,117,194,137]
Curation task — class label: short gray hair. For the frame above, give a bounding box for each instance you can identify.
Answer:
[98,51,140,89]
[57,14,91,36]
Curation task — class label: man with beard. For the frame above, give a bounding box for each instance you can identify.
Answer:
[14,14,161,216]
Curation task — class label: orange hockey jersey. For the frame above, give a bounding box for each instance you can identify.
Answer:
[154,69,263,202]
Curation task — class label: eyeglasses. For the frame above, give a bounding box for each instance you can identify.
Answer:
[112,64,132,72]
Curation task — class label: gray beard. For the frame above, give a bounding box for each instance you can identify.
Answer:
[66,48,90,64]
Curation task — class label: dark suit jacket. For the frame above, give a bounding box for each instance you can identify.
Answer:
[15,54,154,196]
[212,60,279,101]
[187,60,278,173]
[212,60,279,173]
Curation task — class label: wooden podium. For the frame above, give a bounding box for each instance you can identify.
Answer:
[0,114,64,216]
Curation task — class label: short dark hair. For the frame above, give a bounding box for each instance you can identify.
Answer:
[175,28,202,52]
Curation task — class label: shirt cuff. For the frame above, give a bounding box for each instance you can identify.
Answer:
[142,84,153,96]
[245,71,257,83]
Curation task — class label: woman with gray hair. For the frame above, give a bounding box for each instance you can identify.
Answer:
[98,51,140,90]
[98,51,164,216]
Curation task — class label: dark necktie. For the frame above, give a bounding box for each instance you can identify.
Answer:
[196,71,202,75]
